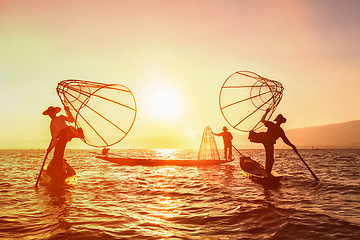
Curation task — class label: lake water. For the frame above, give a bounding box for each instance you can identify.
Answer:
[1,148,360,239]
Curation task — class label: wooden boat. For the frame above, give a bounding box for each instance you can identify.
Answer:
[40,160,77,186]
[96,155,234,166]
[239,156,282,186]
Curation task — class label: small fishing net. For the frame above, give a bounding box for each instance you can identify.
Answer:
[56,79,137,147]
[219,71,284,132]
[197,126,221,160]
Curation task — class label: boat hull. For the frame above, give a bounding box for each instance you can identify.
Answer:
[239,156,282,186]
[96,156,234,166]
[41,161,76,186]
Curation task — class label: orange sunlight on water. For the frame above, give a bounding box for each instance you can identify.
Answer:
[131,160,186,238]
[154,149,179,160]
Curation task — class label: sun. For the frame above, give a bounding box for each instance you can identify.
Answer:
[146,84,184,120]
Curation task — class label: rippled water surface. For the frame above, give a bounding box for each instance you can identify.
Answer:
[1,149,360,239]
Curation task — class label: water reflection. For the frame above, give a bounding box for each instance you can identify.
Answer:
[150,166,179,177]
[153,149,179,160]
[37,184,74,237]
[132,155,189,238]
[126,194,183,238]
[151,195,183,218]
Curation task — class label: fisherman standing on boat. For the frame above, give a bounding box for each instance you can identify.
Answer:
[43,106,83,176]
[248,108,297,176]
[102,148,110,156]
[213,126,233,160]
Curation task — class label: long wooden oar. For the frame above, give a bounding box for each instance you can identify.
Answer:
[294,150,320,181]
[232,144,244,157]
[35,140,53,188]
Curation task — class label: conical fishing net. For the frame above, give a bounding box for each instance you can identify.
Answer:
[219,71,283,132]
[197,126,220,160]
[56,79,137,147]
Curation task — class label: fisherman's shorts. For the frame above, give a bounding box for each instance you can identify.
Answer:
[248,130,274,145]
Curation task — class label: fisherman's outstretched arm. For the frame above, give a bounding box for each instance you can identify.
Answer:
[282,136,298,152]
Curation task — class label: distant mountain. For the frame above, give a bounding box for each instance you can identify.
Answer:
[276,120,360,149]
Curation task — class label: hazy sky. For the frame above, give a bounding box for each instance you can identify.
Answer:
[1,0,360,148]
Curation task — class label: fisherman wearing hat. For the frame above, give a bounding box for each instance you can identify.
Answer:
[249,108,297,176]
[43,106,83,176]
[213,126,233,160]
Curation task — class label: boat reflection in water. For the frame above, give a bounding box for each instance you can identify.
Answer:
[36,171,75,239]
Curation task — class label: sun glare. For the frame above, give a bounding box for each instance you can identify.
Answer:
[146,84,184,120]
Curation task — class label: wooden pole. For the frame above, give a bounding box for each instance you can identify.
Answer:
[35,140,53,188]
[294,150,320,181]
[232,144,245,157]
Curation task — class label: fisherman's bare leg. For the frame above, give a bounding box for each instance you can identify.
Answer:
[228,146,232,160]
[264,143,274,176]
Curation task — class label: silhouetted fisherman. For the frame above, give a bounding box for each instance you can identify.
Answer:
[43,106,83,176]
[248,109,297,176]
[213,126,233,160]
[102,148,110,156]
